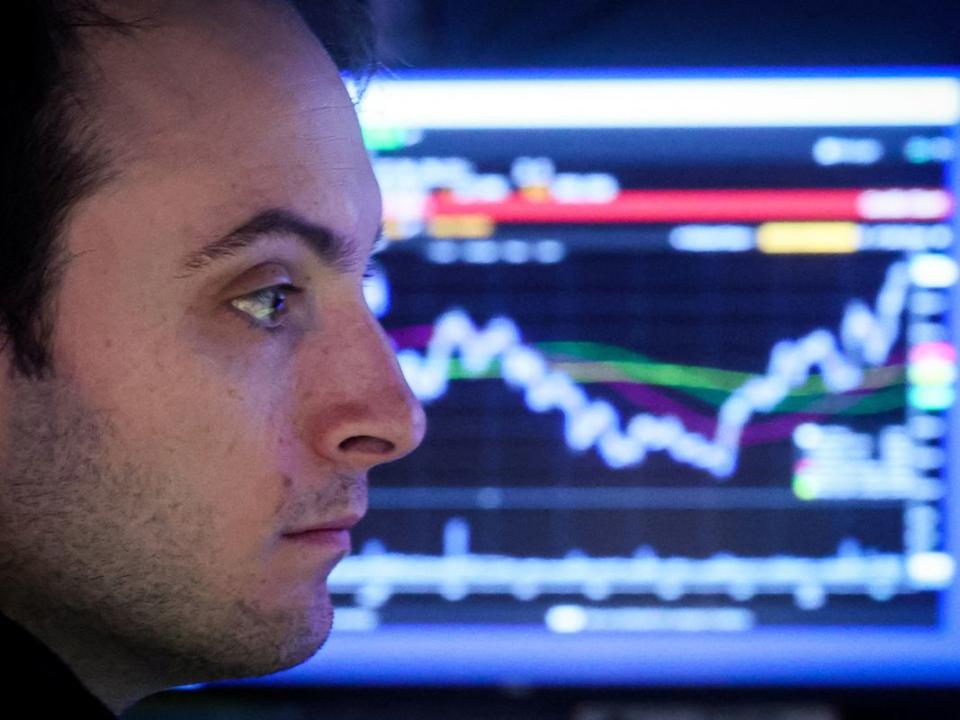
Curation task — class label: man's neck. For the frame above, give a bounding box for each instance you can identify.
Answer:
[0,602,167,715]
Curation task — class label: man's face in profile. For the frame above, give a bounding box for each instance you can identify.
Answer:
[0,0,424,705]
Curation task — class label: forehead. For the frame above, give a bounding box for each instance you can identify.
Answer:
[73,0,379,259]
[91,1,350,145]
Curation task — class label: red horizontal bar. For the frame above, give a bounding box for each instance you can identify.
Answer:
[425,189,952,223]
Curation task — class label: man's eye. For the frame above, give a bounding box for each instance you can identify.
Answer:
[230,284,301,329]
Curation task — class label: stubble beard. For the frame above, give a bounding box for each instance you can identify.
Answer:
[0,373,333,692]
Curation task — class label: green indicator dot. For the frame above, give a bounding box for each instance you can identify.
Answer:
[908,385,956,411]
[903,137,933,165]
[362,127,413,152]
[793,474,818,501]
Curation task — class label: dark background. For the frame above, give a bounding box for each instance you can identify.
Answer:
[370,0,960,70]
[130,1,960,718]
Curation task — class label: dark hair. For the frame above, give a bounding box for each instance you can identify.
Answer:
[0,0,376,379]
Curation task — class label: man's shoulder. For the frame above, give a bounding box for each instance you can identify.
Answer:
[0,613,116,719]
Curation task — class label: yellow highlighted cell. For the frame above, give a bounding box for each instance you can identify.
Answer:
[382,219,405,240]
[757,222,860,254]
[428,214,495,239]
[521,185,552,203]
[908,360,957,386]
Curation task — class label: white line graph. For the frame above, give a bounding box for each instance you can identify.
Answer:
[330,518,954,610]
[396,262,910,477]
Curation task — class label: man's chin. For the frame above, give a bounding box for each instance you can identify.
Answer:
[270,591,335,674]
[201,589,335,683]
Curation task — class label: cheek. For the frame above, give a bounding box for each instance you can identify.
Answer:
[55,255,303,543]
[98,342,296,543]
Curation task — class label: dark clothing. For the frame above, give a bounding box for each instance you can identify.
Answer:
[0,612,115,719]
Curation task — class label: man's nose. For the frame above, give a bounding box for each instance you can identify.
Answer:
[301,306,426,471]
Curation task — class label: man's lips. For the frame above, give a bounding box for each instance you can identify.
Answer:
[281,513,362,552]
[282,512,363,536]
[281,528,352,554]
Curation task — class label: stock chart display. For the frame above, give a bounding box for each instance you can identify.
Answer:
[274,75,960,686]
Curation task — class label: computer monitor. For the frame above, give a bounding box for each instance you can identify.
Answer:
[262,69,960,688]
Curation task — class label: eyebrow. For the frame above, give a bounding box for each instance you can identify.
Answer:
[177,208,376,278]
